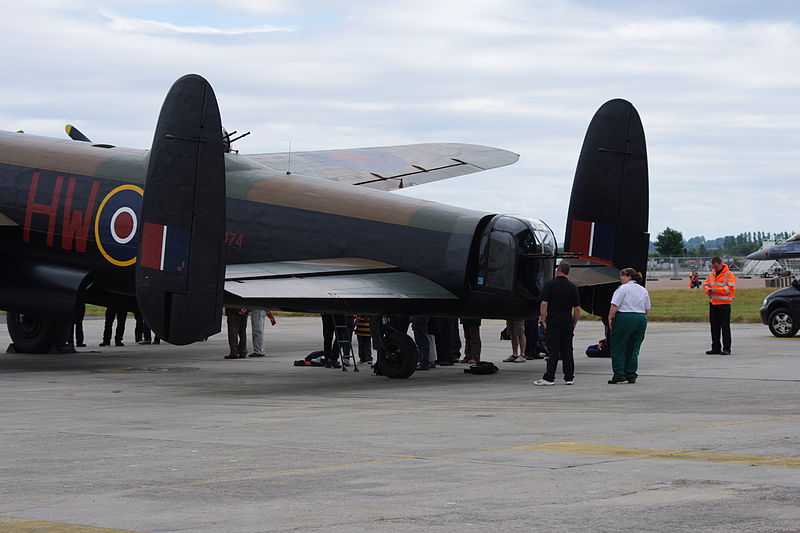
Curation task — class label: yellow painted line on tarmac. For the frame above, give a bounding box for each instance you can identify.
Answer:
[130,416,800,488]
[585,415,800,441]
[0,516,139,532]
[514,441,800,468]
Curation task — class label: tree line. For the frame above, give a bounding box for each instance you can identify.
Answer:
[653,228,796,257]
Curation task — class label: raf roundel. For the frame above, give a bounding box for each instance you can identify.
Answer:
[94,184,144,266]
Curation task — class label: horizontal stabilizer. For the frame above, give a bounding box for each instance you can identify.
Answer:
[567,259,623,288]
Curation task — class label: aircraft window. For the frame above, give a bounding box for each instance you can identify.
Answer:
[493,216,527,233]
[520,229,540,254]
[535,229,555,255]
[525,218,556,255]
[486,231,515,291]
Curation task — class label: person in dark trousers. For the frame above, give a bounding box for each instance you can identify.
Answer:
[354,315,373,363]
[523,319,540,359]
[534,262,580,386]
[321,314,336,361]
[703,256,736,355]
[586,338,609,357]
[100,307,127,346]
[411,316,433,369]
[459,318,482,363]
[72,303,86,347]
[224,307,249,359]
[430,317,461,366]
[133,309,152,344]
[320,314,355,367]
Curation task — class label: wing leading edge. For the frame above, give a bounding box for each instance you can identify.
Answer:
[244,143,519,191]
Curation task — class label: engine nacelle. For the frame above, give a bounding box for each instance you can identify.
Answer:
[0,256,90,320]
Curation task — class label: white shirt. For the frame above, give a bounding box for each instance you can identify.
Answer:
[610,280,651,313]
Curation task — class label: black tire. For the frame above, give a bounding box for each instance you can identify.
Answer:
[7,312,64,353]
[767,308,799,338]
[377,329,418,379]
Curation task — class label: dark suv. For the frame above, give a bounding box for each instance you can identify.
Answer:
[759,278,800,337]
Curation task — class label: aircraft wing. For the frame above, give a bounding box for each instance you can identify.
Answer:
[224,258,457,313]
[243,143,519,191]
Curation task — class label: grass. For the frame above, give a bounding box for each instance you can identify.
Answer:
[647,288,771,323]
[73,289,774,324]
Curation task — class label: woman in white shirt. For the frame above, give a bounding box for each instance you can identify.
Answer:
[607,268,650,384]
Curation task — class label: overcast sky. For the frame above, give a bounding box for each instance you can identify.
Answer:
[1,1,798,242]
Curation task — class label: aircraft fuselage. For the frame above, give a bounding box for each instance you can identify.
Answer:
[0,130,554,319]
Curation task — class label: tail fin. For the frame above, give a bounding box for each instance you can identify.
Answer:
[135,74,227,344]
[564,99,649,316]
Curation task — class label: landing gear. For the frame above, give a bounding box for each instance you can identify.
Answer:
[7,312,68,353]
[376,327,418,379]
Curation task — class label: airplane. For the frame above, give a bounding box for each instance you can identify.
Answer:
[746,232,800,261]
[0,74,649,378]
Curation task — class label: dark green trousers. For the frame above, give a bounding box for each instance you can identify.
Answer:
[610,312,648,379]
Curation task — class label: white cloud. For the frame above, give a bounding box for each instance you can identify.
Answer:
[97,8,294,36]
[1,0,799,240]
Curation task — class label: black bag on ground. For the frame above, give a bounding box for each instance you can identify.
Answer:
[465,361,499,374]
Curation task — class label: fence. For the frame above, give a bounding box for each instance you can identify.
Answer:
[648,257,798,279]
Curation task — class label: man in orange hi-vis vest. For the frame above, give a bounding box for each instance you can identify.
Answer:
[703,256,736,355]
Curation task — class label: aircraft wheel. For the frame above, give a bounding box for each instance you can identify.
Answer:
[7,312,64,353]
[767,308,798,338]
[377,329,418,379]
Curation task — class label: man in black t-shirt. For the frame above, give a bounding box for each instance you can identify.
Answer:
[535,262,580,386]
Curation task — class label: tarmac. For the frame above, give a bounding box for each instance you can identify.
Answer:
[0,316,798,533]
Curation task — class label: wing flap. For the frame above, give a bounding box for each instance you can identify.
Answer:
[224,259,456,314]
[226,272,456,300]
[226,258,398,280]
